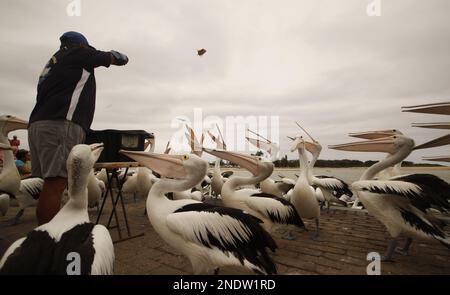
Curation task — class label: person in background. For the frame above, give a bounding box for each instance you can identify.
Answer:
[9,135,20,148]
[15,149,32,179]
[28,31,129,225]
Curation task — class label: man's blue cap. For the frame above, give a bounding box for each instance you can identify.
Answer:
[60,31,89,46]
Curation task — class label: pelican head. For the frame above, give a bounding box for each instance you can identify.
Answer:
[293,122,322,155]
[119,151,208,183]
[0,115,28,138]
[67,143,103,179]
[329,135,415,155]
[289,136,305,153]
[348,129,403,140]
[203,149,272,178]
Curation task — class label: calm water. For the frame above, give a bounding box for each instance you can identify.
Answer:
[229,167,450,183]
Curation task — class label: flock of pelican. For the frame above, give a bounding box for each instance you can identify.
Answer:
[0,101,449,274]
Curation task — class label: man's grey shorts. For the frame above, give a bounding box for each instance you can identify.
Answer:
[28,120,85,179]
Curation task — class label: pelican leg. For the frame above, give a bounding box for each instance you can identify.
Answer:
[310,219,320,240]
[396,238,413,255]
[6,209,24,226]
[283,230,296,240]
[381,239,398,262]
[214,268,220,275]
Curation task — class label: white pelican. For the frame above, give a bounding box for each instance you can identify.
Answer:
[87,171,105,209]
[293,123,351,209]
[0,143,44,225]
[259,178,295,198]
[329,135,450,261]
[207,129,228,197]
[0,115,29,218]
[95,168,108,186]
[0,143,114,274]
[349,129,404,179]
[245,131,292,198]
[0,194,9,216]
[120,150,278,275]
[288,136,321,239]
[347,129,405,208]
[203,148,305,238]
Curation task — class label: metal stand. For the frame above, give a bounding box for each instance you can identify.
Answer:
[95,162,144,243]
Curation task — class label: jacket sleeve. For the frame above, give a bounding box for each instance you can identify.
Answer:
[81,48,112,69]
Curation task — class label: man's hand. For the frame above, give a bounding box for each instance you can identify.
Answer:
[110,50,129,66]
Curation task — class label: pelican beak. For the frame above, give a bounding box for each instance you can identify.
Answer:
[422,156,450,163]
[203,148,260,175]
[304,140,320,154]
[207,130,227,150]
[2,116,28,133]
[0,143,13,151]
[329,136,397,154]
[348,129,400,140]
[287,136,295,141]
[411,122,450,130]
[119,150,187,179]
[402,102,450,115]
[89,143,104,161]
[413,133,450,150]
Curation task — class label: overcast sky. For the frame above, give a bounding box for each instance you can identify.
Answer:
[1,0,450,163]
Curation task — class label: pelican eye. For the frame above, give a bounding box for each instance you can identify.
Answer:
[183,155,189,160]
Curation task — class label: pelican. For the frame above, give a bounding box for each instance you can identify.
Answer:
[329,135,450,261]
[0,144,43,225]
[203,148,305,238]
[120,150,278,275]
[0,143,114,274]
[349,129,404,179]
[0,115,29,218]
[207,129,228,197]
[347,129,403,208]
[245,133,291,197]
[289,136,321,239]
[294,124,352,210]
[87,171,105,209]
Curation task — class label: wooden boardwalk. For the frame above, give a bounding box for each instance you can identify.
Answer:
[1,194,449,275]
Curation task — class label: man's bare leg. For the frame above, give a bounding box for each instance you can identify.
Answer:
[36,177,67,225]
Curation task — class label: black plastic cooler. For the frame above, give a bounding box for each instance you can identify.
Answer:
[85,129,154,162]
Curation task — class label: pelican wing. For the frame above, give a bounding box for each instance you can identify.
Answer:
[221,171,234,178]
[247,193,304,227]
[353,174,450,212]
[20,178,43,200]
[399,206,448,241]
[168,203,272,248]
[91,225,114,275]
[274,180,295,194]
[314,176,353,198]
[167,203,277,273]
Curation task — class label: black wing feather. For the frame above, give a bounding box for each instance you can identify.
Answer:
[174,203,277,274]
[0,223,96,275]
[250,192,305,228]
